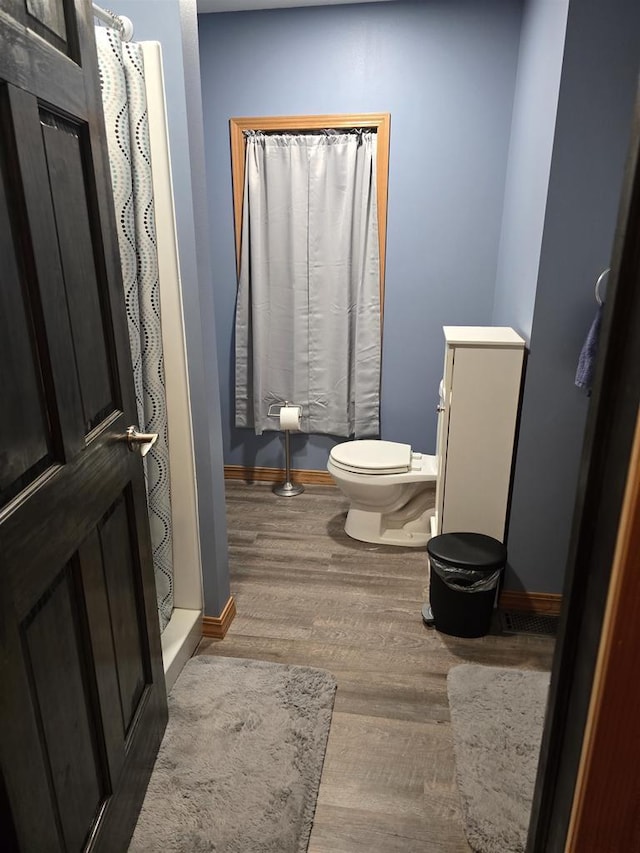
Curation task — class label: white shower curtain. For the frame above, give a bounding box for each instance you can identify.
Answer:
[96,28,174,631]
[235,131,381,437]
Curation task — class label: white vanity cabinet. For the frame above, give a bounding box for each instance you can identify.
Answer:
[433,326,526,542]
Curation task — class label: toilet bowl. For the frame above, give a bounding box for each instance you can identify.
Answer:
[327,439,437,547]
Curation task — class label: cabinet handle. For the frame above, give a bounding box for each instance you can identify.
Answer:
[436,405,445,413]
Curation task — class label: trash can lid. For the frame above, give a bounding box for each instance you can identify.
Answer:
[427,532,507,570]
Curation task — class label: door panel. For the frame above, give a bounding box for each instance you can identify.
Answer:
[42,113,116,431]
[0,8,86,117]
[0,163,53,503]
[4,83,86,462]
[77,531,126,788]
[6,0,72,57]
[24,564,108,853]
[100,495,149,735]
[24,0,69,44]
[0,2,168,850]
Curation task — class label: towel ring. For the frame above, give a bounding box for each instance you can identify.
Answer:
[595,268,610,305]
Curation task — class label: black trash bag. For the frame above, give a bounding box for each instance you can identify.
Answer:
[429,555,501,593]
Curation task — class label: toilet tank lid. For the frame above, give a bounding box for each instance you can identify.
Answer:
[330,440,412,473]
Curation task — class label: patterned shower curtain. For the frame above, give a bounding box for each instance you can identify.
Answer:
[96,27,174,632]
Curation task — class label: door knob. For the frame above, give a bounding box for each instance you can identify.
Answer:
[125,425,158,457]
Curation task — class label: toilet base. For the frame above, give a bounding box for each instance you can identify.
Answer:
[344,506,435,548]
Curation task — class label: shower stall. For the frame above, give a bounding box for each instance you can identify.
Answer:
[94,4,203,689]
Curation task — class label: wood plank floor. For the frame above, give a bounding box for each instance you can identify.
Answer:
[198,482,555,852]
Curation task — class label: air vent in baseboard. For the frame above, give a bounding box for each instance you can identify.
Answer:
[499,610,559,637]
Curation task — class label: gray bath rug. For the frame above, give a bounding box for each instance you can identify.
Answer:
[447,665,550,853]
[129,655,337,853]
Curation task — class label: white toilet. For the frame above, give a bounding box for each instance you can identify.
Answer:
[327,439,437,547]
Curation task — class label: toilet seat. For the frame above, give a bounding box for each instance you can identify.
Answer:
[329,440,413,475]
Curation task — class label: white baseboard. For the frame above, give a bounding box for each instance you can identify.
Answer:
[161,607,202,692]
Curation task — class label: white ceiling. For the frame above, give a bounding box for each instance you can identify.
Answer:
[197,0,393,13]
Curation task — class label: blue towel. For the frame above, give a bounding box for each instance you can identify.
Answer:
[575,305,603,395]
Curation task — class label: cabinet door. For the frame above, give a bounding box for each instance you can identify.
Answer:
[440,346,523,540]
[434,345,455,533]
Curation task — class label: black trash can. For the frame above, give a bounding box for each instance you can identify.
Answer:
[427,532,506,638]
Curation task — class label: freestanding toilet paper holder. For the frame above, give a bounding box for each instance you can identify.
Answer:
[267,401,304,497]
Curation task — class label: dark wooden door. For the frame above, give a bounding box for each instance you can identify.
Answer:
[0,1,168,850]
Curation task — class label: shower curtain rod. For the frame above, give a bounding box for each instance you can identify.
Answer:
[92,2,134,41]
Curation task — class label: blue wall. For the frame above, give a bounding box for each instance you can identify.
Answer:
[109,0,230,616]
[198,0,524,470]
[492,0,568,339]
[504,0,640,593]
[107,0,640,598]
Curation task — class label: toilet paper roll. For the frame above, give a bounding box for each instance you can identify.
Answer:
[279,405,301,431]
